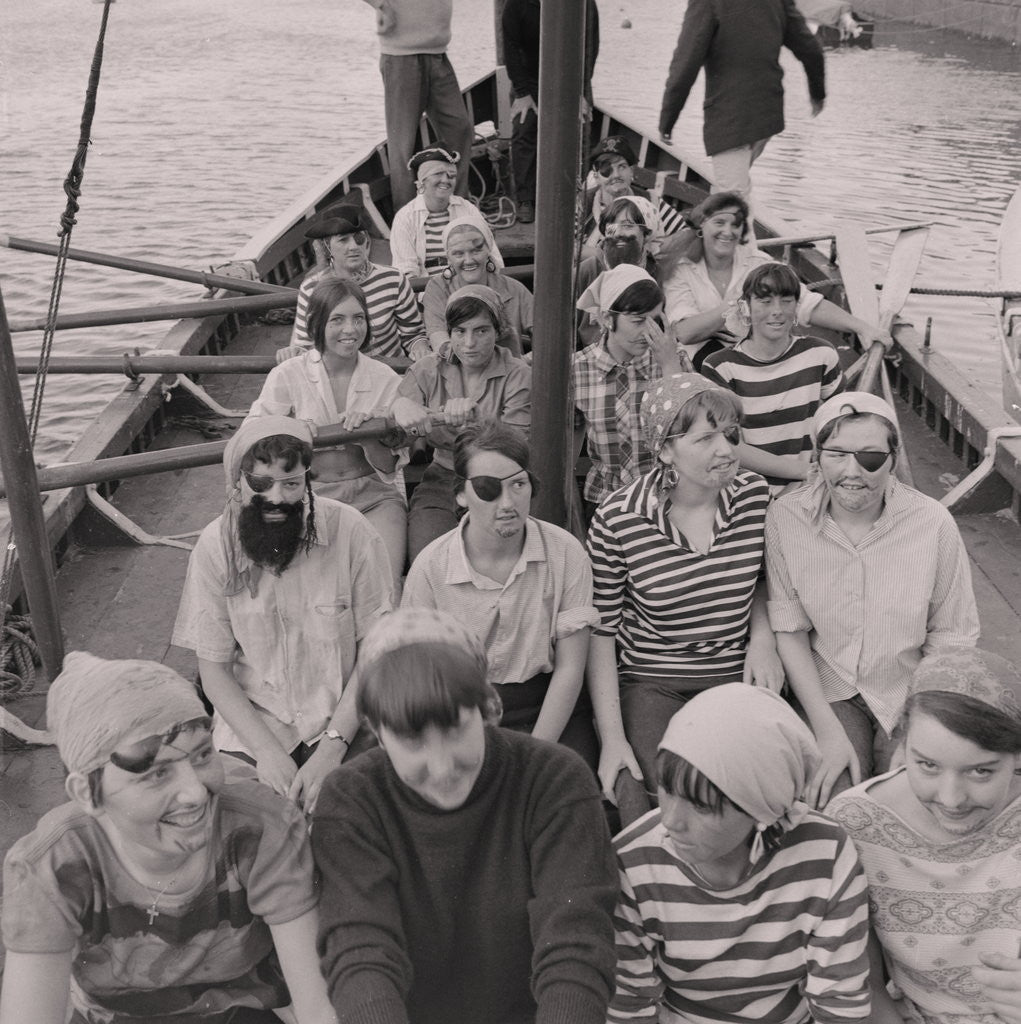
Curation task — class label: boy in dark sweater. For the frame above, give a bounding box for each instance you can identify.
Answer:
[313,607,618,1024]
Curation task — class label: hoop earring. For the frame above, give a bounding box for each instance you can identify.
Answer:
[792,314,799,328]
[695,228,703,238]
[662,465,679,490]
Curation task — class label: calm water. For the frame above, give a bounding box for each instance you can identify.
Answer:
[2,0,1019,461]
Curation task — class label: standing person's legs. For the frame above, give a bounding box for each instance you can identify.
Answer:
[380,53,427,209]
[711,137,770,239]
[510,105,538,206]
[424,53,475,199]
[406,462,459,565]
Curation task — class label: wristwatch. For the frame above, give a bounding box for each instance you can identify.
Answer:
[323,729,350,747]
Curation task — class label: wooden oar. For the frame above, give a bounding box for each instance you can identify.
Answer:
[8,293,296,333]
[760,220,932,251]
[0,233,294,295]
[14,352,412,375]
[833,223,929,486]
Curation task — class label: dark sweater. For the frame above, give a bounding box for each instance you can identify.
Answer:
[659,0,825,155]
[501,0,600,104]
[313,727,617,1024]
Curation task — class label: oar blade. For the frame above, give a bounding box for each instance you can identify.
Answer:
[877,226,930,331]
[834,222,880,324]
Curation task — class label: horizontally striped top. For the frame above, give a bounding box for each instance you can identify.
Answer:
[587,467,769,680]
[423,209,451,274]
[609,809,871,1024]
[291,263,429,360]
[701,335,843,482]
[765,478,979,733]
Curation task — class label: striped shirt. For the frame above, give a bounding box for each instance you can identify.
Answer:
[609,809,871,1024]
[701,335,844,480]
[572,339,660,504]
[291,263,429,360]
[390,195,504,278]
[765,478,979,733]
[423,209,451,274]
[587,468,770,680]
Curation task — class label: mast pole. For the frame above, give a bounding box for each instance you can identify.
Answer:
[0,287,65,681]
[530,0,586,527]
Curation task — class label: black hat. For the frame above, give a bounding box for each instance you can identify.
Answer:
[305,204,367,240]
[589,135,638,169]
[407,143,461,175]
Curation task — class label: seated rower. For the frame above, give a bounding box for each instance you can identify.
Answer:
[279,203,429,364]
[573,264,687,516]
[767,391,979,805]
[609,684,871,1024]
[392,284,531,563]
[313,607,618,1024]
[389,143,504,278]
[402,421,600,769]
[576,197,662,349]
[701,261,846,488]
[421,218,532,355]
[172,415,392,814]
[251,278,408,592]
[662,191,893,370]
[582,135,686,256]
[0,652,334,1024]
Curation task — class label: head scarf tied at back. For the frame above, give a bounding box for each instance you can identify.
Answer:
[220,416,313,598]
[575,263,656,317]
[48,651,207,777]
[641,372,731,457]
[441,217,498,262]
[910,647,1021,723]
[659,683,822,862]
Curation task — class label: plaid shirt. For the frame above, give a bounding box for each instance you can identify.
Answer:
[572,338,659,504]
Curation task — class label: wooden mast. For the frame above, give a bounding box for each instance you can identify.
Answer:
[529,0,587,527]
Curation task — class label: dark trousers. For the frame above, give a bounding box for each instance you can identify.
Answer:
[498,672,599,773]
[407,462,460,564]
[510,106,538,204]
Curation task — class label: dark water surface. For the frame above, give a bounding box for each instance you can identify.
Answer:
[2,0,1019,461]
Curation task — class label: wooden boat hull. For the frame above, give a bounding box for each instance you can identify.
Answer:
[5,67,1021,608]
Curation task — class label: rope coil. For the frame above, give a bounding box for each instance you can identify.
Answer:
[0,606,41,699]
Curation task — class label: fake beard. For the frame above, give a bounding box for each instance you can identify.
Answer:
[603,235,644,268]
[238,496,305,574]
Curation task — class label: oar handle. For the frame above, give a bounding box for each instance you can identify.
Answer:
[858,342,886,396]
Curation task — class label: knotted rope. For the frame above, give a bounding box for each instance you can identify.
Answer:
[0,0,115,709]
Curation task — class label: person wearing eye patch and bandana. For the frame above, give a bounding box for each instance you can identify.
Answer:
[0,652,335,1024]
[402,420,601,770]
[172,416,392,816]
[765,392,979,809]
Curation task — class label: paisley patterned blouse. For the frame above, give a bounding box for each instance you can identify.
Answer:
[828,769,1021,1024]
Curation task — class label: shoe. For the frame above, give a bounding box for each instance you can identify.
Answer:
[517,200,535,224]
[659,130,673,146]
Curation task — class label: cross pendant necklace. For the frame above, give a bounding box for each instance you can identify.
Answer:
[144,878,175,926]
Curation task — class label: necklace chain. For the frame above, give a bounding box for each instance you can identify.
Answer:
[144,877,176,926]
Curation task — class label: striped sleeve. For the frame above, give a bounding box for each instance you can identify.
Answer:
[820,344,844,400]
[390,272,429,359]
[607,865,663,1022]
[586,505,628,638]
[803,832,871,1023]
[656,198,685,237]
[290,267,327,348]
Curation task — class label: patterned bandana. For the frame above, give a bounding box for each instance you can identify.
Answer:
[911,648,1021,722]
[48,651,206,776]
[640,372,730,455]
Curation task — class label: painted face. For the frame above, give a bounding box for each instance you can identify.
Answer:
[323,294,368,359]
[596,156,634,199]
[658,788,756,871]
[240,456,308,521]
[604,301,664,363]
[450,311,499,370]
[456,449,532,540]
[378,706,486,810]
[817,417,893,517]
[658,408,740,493]
[446,227,489,284]
[747,289,798,346]
[95,724,225,861]
[903,711,1020,839]
[419,164,458,209]
[327,231,370,276]
[700,207,744,260]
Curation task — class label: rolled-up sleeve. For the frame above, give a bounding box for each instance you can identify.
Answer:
[587,510,627,638]
[765,508,812,633]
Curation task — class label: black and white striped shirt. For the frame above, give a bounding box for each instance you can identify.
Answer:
[588,468,770,680]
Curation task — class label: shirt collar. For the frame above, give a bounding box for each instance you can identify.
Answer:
[441,344,516,380]
[585,337,655,378]
[446,515,546,585]
[799,472,904,532]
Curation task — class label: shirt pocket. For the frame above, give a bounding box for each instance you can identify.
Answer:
[309,602,357,683]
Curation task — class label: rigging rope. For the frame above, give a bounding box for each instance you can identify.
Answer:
[0,0,115,701]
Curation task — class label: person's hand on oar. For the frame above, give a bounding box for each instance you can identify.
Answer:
[852,322,894,352]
